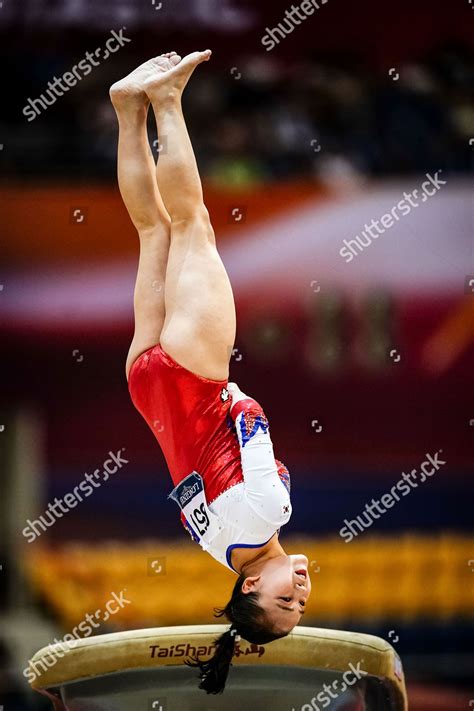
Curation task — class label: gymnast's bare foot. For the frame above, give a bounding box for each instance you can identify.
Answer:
[143,50,212,106]
[109,52,183,113]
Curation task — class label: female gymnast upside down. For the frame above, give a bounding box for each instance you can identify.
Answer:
[110,49,312,694]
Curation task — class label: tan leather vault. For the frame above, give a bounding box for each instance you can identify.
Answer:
[29,624,408,710]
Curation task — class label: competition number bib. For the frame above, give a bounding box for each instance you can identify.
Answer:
[168,471,223,549]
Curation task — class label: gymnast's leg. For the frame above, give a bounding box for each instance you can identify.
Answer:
[110,55,182,379]
[145,50,237,381]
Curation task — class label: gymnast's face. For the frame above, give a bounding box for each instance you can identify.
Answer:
[241,554,311,633]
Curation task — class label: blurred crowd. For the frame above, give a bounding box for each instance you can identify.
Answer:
[3,43,473,184]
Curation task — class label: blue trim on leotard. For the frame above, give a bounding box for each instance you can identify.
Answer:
[226,534,277,573]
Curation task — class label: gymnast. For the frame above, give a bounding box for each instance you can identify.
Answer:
[110,50,312,693]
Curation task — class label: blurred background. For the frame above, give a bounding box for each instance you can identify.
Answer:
[0,0,473,709]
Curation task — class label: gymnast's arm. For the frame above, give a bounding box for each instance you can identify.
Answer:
[228,383,292,526]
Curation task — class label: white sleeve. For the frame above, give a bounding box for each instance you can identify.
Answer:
[230,386,292,527]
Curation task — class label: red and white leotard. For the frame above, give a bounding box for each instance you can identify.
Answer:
[128,344,291,572]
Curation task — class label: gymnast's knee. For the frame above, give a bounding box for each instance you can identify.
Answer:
[170,205,215,243]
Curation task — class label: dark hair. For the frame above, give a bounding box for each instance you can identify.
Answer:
[185,572,288,694]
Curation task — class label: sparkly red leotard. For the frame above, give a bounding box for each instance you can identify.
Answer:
[128,343,291,570]
[128,343,244,503]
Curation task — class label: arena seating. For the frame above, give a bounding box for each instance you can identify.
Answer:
[23,534,472,629]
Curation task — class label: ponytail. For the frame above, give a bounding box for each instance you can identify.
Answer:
[185,626,241,694]
[185,573,288,694]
